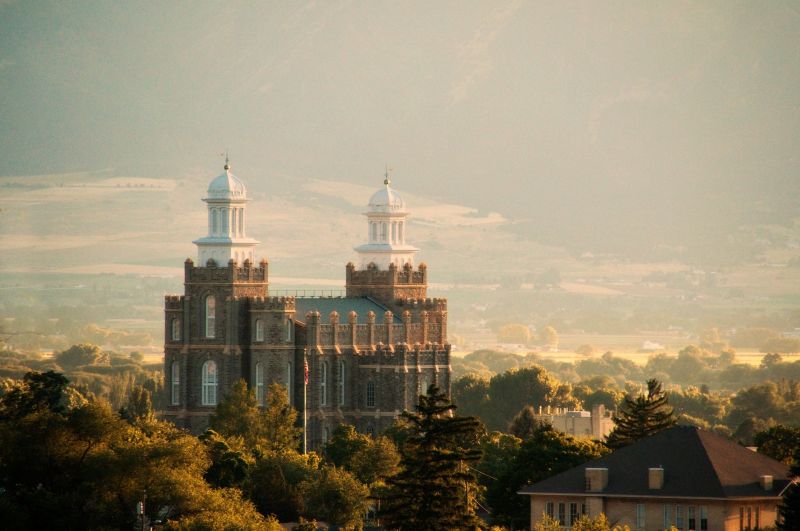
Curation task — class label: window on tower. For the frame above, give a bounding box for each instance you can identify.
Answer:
[255,362,265,406]
[212,209,219,235]
[320,361,328,406]
[380,222,388,242]
[255,319,264,342]
[171,318,181,341]
[366,381,375,407]
[202,360,218,406]
[287,361,293,406]
[205,295,216,338]
[171,361,180,405]
[338,360,345,406]
[370,222,377,242]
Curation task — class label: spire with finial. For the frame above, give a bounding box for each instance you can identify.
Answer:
[384,164,392,186]
[224,151,230,171]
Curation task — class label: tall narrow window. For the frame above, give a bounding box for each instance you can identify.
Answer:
[558,503,566,526]
[221,208,229,234]
[255,362,265,406]
[322,426,329,444]
[398,222,404,243]
[286,318,293,342]
[391,221,397,243]
[366,381,375,407]
[171,318,181,341]
[676,505,684,530]
[320,361,328,406]
[287,362,293,406]
[212,209,219,235]
[380,222,387,242]
[255,319,264,342]
[338,360,345,406]
[636,504,646,530]
[664,505,672,529]
[205,295,216,338]
[370,222,377,242]
[238,209,243,236]
[202,360,217,406]
[700,506,708,531]
[688,506,696,531]
[545,502,554,518]
[171,361,180,405]
[569,503,578,526]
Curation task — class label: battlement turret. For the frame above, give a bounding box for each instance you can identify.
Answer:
[184,257,268,298]
[345,261,427,308]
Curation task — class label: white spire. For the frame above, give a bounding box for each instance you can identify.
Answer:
[354,170,418,269]
[193,159,259,266]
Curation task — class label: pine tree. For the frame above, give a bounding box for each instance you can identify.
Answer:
[778,459,800,530]
[380,385,485,531]
[606,378,676,449]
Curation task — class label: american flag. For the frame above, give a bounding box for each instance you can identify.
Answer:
[304,356,309,386]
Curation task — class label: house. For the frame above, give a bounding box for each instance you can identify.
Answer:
[518,426,793,531]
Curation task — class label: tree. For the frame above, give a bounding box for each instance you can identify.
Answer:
[575,344,597,357]
[754,425,800,464]
[497,324,533,344]
[541,326,559,348]
[201,430,252,488]
[349,435,401,486]
[381,385,485,531]
[247,450,321,522]
[480,424,607,528]
[778,459,800,531]
[55,343,108,369]
[260,383,301,452]
[209,379,263,447]
[508,405,549,439]
[121,384,153,422]
[325,424,371,467]
[606,379,677,449]
[301,465,370,530]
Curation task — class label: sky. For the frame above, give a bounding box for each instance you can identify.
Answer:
[1,1,799,261]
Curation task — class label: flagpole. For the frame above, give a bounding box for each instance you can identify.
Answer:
[303,348,308,454]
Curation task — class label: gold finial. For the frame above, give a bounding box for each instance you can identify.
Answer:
[384,164,392,186]
[224,151,230,171]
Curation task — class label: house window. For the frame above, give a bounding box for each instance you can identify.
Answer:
[205,295,216,338]
[700,506,708,531]
[664,505,672,529]
[545,502,554,519]
[366,381,375,407]
[755,506,760,529]
[569,502,579,526]
[255,319,264,342]
[320,361,328,406]
[338,360,345,406]
[201,360,217,406]
[255,362,265,406]
[676,505,684,530]
[688,506,696,531]
[171,318,181,341]
[558,503,566,526]
[287,362,293,406]
[636,504,646,530]
[171,361,180,405]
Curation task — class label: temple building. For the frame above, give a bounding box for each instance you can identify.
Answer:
[163,162,450,448]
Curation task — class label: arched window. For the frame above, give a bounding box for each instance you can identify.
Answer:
[171,318,181,341]
[391,221,397,243]
[380,222,388,242]
[205,295,215,338]
[338,360,345,406]
[171,361,180,405]
[287,361,293,406]
[366,381,375,407]
[418,374,429,397]
[238,209,244,236]
[255,362,265,406]
[320,361,328,406]
[398,222,404,243]
[221,208,229,235]
[322,426,330,445]
[370,222,377,242]
[255,319,264,342]
[212,209,219,235]
[202,360,218,406]
[365,424,375,438]
[285,318,293,342]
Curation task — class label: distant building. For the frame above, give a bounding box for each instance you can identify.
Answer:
[534,404,614,440]
[519,426,792,531]
[163,163,450,448]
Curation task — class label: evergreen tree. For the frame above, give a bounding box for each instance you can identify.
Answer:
[381,385,485,531]
[606,378,677,449]
[778,457,800,531]
[260,383,301,452]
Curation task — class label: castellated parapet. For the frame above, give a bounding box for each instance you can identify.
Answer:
[345,262,427,308]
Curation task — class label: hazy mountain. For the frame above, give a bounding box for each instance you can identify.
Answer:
[1,1,799,263]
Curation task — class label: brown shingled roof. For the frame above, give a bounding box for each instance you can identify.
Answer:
[519,426,791,499]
